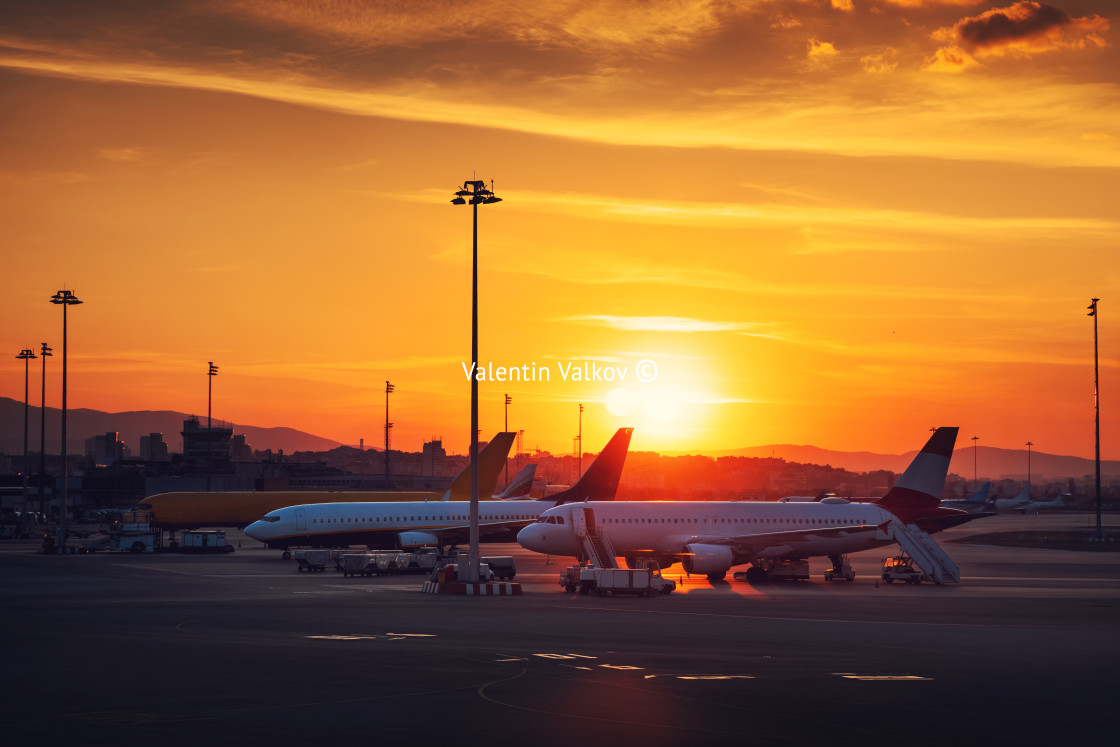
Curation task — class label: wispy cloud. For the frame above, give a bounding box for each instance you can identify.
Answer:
[567,315,761,333]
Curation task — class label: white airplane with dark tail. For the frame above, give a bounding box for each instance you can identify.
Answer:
[517,427,992,585]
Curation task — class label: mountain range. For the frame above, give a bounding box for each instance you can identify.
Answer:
[0,397,342,456]
[1,397,1115,479]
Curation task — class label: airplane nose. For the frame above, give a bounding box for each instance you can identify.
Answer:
[516,524,547,552]
[244,521,265,540]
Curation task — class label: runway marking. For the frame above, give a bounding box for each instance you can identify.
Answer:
[560,605,1090,629]
[306,635,379,640]
[834,673,932,681]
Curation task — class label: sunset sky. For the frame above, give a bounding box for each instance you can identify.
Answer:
[1,0,1117,458]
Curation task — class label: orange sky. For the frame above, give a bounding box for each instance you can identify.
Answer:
[1,0,1117,458]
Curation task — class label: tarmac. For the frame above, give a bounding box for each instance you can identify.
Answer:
[2,512,1117,746]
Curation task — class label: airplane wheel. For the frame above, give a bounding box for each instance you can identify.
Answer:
[565,585,576,593]
[707,571,726,582]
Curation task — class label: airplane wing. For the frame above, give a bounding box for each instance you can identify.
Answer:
[687,522,888,559]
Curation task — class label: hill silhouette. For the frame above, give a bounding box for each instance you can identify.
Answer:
[0,397,341,456]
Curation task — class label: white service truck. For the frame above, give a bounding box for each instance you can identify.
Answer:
[561,562,675,596]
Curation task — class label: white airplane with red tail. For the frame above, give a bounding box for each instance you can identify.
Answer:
[517,427,990,584]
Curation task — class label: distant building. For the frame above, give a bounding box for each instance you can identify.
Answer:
[139,433,169,462]
[181,416,233,470]
[85,432,126,467]
[422,438,446,476]
[230,434,253,462]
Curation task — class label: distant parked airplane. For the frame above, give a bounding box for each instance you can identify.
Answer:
[941,482,992,513]
[138,432,517,529]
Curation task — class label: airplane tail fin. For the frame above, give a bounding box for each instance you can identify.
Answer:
[550,427,634,505]
[968,481,991,505]
[442,432,517,501]
[874,427,958,524]
[494,464,537,499]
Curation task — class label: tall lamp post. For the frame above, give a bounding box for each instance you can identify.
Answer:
[16,348,36,519]
[451,178,501,583]
[207,362,218,491]
[577,403,584,480]
[504,394,512,488]
[385,381,394,489]
[971,435,979,485]
[1026,441,1033,499]
[39,343,52,517]
[1088,298,1103,540]
[50,289,81,549]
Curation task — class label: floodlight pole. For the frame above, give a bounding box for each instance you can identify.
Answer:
[1026,441,1033,498]
[504,394,511,488]
[578,403,584,480]
[16,348,37,518]
[385,381,394,488]
[1089,298,1102,539]
[207,362,218,491]
[50,289,81,549]
[971,435,979,485]
[451,179,501,583]
[39,343,52,517]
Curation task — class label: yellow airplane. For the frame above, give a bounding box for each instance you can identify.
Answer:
[137,432,516,529]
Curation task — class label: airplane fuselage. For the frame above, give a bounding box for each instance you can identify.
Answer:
[518,500,901,567]
[246,499,560,550]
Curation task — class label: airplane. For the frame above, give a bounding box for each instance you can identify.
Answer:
[941,481,992,513]
[136,432,517,530]
[244,428,633,553]
[518,427,993,583]
[1022,492,1070,512]
[494,464,537,499]
[991,486,1032,512]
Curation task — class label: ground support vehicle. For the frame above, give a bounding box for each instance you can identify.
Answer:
[176,530,234,553]
[566,562,675,596]
[295,549,332,572]
[824,555,855,582]
[736,558,811,583]
[341,552,376,577]
[481,555,516,581]
[881,553,931,584]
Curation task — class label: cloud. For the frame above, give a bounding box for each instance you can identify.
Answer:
[923,45,980,73]
[933,2,1109,60]
[222,0,724,54]
[830,0,854,11]
[95,147,149,162]
[769,13,801,30]
[566,315,757,333]
[861,47,899,74]
[806,38,839,68]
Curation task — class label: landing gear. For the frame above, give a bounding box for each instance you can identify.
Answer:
[745,565,768,583]
[706,571,726,582]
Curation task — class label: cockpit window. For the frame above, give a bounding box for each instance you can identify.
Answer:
[261,515,281,523]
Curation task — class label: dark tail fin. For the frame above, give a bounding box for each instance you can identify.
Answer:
[494,463,537,499]
[874,427,958,524]
[551,427,633,505]
[443,432,517,501]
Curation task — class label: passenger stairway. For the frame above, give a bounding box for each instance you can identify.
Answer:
[890,520,960,584]
[582,530,619,569]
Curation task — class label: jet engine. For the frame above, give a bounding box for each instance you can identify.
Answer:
[681,543,734,576]
[398,531,440,548]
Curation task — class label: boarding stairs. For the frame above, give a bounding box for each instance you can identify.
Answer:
[582,529,619,569]
[889,520,960,584]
